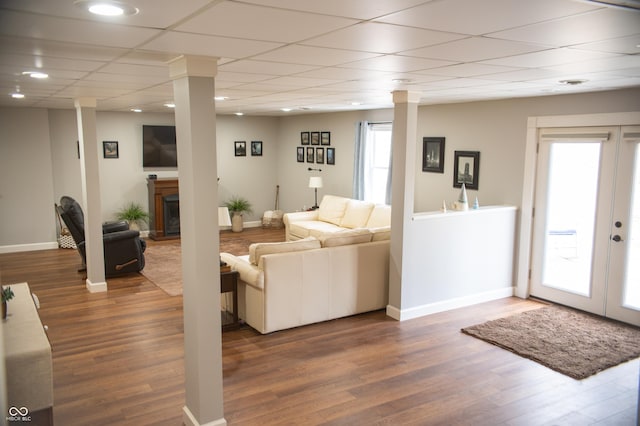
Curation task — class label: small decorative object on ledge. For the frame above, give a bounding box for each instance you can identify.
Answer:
[473,197,480,209]
[453,183,469,211]
[2,286,15,319]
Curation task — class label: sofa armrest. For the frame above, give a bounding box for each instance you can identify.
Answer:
[220,253,263,289]
[283,210,319,226]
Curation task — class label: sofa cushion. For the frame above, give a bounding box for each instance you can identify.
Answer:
[366,204,391,228]
[317,195,349,226]
[370,226,391,241]
[340,199,375,229]
[289,220,345,239]
[318,228,372,247]
[249,237,320,265]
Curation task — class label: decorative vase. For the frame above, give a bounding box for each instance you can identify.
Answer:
[231,212,244,233]
[2,301,6,320]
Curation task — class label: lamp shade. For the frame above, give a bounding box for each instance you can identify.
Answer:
[308,176,323,189]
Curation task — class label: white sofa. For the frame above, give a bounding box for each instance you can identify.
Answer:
[283,195,391,241]
[220,230,390,334]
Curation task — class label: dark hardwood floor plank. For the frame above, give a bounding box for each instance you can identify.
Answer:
[1,227,637,425]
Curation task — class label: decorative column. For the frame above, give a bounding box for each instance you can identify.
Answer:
[169,55,225,426]
[387,90,420,320]
[74,97,107,293]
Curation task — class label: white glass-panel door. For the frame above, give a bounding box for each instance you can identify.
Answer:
[530,126,640,326]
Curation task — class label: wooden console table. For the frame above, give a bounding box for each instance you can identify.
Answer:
[220,270,239,331]
[147,178,179,240]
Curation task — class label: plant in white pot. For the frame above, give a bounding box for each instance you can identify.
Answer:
[116,202,149,231]
[2,286,14,319]
[225,196,252,232]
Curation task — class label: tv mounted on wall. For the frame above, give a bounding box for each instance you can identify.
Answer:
[143,125,177,168]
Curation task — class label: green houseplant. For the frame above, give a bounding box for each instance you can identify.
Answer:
[225,196,252,232]
[2,286,14,319]
[116,202,149,230]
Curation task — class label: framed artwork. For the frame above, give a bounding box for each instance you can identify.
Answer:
[301,132,310,145]
[297,147,304,162]
[422,137,445,173]
[310,131,320,145]
[251,141,262,156]
[316,147,324,164]
[327,147,335,165]
[321,131,331,146]
[103,141,119,159]
[306,147,314,163]
[453,151,480,190]
[234,141,246,157]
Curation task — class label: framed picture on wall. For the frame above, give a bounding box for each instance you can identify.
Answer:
[306,147,314,163]
[301,132,310,145]
[103,141,119,159]
[234,141,246,157]
[311,132,320,145]
[251,141,262,156]
[422,137,445,173]
[316,147,324,164]
[297,147,304,162]
[327,148,335,165]
[453,151,480,190]
[321,131,331,145]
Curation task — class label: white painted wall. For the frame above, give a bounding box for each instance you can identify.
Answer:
[0,108,57,249]
[1,88,639,252]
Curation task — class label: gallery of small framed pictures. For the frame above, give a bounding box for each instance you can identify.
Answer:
[299,131,334,164]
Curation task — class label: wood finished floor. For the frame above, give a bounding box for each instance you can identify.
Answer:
[0,227,638,425]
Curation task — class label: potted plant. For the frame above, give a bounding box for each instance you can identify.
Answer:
[116,202,149,231]
[2,286,14,319]
[225,196,252,232]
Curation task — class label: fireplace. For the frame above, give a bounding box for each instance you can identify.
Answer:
[163,194,180,236]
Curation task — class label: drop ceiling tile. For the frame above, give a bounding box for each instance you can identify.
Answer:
[142,32,284,60]
[488,8,640,47]
[178,2,357,43]
[403,37,549,62]
[216,71,276,84]
[294,67,393,81]
[0,10,161,49]
[421,63,521,78]
[98,63,169,77]
[547,54,640,73]
[375,0,599,36]
[0,36,128,62]
[303,22,465,54]
[252,45,379,67]
[342,55,456,73]
[240,0,427,20]
[575,35,640,55]
[84,72,168,85]
[477,68,568,82]
[219,60,319,76]
[482,48,620,68]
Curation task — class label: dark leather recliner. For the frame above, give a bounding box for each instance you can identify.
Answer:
[56,196,146,277]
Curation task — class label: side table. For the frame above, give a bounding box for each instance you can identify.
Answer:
[220,270,240,331]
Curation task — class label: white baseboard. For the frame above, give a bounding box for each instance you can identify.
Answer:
[85,278,107,293]
[182,406,227,426]
[0,241,59,254]
[386,286,515,321]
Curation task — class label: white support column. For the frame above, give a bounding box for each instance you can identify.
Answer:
[169,55,226,426]
[74,97,107,293]
[387,90,420,320]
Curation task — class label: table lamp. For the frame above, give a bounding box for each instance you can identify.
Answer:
[308,176,323,210]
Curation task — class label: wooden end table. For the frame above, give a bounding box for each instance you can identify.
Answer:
[220,269,240,331]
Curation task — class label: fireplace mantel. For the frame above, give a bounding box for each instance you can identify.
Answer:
[147,178,179,240]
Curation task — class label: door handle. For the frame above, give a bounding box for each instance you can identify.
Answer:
[612,235,623,242]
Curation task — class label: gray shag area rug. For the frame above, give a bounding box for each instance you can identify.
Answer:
[461,305,640,380]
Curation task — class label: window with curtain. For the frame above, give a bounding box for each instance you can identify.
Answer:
[353,121,392,204]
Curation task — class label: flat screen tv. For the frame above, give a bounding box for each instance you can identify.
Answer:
[143,125,177,168]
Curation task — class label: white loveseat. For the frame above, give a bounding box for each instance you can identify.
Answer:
[284,195,391,242]
[220,222,390,334]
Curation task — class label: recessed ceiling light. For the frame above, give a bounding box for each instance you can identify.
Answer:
[215,96,228,101]
[22,71,48,79]
[164,103,175,108]
[351,102,362,106]
[392,78,413,84]
[11,93,25,99]
[235,112,244,116]
[281,108,293,112]
[74,1,139,16]
[559,79,588,86]
[131,108,142,112]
